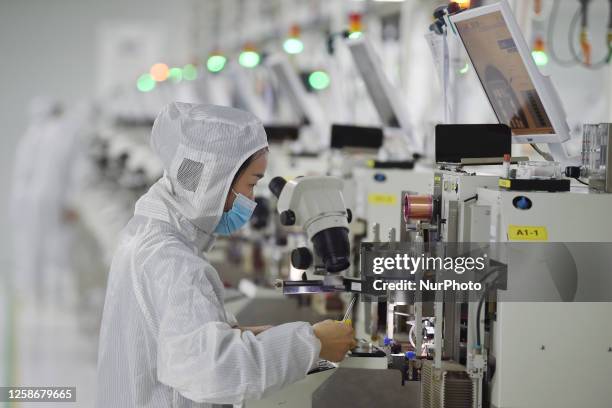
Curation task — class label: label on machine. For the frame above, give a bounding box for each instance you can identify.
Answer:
[507,225,548,241]
[498,179,511,188]
[367,193,397,205]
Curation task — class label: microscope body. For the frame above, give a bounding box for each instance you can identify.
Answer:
[269,175,357,292]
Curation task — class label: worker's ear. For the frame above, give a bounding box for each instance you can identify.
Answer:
[223,185,235,212]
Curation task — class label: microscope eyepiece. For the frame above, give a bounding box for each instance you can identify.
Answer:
[269,176,287,198]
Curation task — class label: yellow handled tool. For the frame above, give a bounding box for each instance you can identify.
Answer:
[342,295,357,325]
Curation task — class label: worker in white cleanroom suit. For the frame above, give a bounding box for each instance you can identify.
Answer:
[11,98,91,307]
[96,102,355,407]
[10,97,63,303]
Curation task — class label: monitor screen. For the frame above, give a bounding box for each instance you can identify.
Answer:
[347,41,400,128]
[453,10,554,137]
[270,63,309,125]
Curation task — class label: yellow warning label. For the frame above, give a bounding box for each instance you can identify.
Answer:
[368,194,397,205]
[499,179,511,188]
[508,225,548,241]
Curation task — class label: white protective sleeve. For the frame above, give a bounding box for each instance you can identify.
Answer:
[153,254,321,405]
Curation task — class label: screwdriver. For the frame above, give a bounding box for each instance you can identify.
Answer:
[342,294,358,325]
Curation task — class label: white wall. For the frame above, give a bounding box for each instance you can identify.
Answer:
[0,0,193,268]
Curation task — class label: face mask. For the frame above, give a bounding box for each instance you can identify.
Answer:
[214,190,257,236]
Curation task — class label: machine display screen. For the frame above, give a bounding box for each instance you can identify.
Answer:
[349,43,400,128]
[454,11,554,136]
[270,63,309,125]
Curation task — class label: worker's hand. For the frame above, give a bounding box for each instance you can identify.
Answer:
[312,320,357,363]
[241,325,273,335]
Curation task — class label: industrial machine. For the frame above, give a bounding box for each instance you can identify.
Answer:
[385,2,612,407]
[247,2,612,407]
[580,123,612,193]
[264,55,331,182]
[339,35,435,242]
[258,2,612,407]
[344,36,419,156]
[267,55,330,151]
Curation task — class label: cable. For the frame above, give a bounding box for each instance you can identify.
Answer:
[530,143,555,161]
[573,177,590,185]
[569,2,610,69]
[326,30,350,55]
[548,0,579,66]
[476,288,487,348]
[408,322,416,349]
[569,6,586,64]
[475,267,503,348]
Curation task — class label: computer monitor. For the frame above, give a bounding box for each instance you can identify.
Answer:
[345,37,419,151]
[266,55,326,129]
[450,0,570,145]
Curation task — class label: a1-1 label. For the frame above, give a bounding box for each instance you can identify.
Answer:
[507,225,548,241]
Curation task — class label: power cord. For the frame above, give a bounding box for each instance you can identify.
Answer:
[530,143,555,161]
[573,177,590,185]
[548,0,580,66]
[568,0,611,69]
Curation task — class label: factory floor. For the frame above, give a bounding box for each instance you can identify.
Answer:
[8,298,97,408]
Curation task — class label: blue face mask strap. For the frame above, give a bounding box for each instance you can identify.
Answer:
[222,210,230,233]
[219,189,238,235]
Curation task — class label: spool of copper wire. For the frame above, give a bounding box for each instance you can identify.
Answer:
[403,195,433,222]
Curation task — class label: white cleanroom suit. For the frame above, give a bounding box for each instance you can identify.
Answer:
[96,102,321,408]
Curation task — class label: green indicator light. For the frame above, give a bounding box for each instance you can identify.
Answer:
[168,67,183,83]
[183,64,198,80]
[348,31,363,40]
[207,55,227,73]
[239,51,261,68]
[137,73,156,92]
[308,71,330,91]
[532,50,549,66]
[459,63,470,75]
[283,38,304,54]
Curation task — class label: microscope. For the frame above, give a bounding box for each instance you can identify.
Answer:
[268,176,363,294]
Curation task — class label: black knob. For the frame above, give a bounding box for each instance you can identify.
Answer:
[280,210,296,226]
[291,247,313,270]
[269,176,287,198]
[564,166,581,179]
[346,208,352,224]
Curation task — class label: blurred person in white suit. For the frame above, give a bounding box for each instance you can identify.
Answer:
[10,97,91,307]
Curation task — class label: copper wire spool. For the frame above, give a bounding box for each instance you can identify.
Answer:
[403,195,433,222]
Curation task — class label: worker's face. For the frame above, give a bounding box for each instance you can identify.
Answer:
[223,152,268,212]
